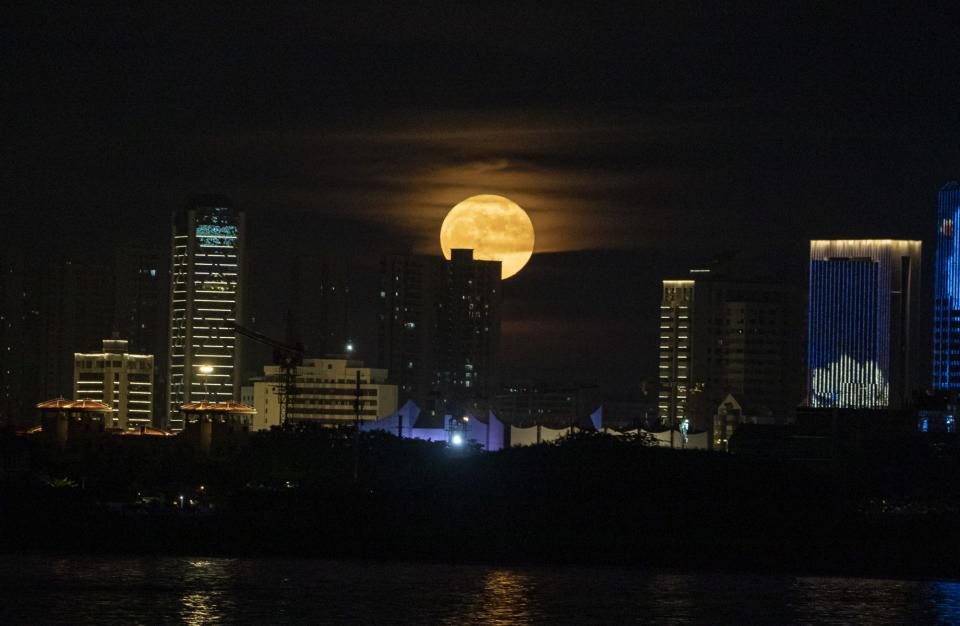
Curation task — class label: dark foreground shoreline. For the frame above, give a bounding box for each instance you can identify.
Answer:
[2,428,959,582]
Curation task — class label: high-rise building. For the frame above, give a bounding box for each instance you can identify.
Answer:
[379,254,438,414]
[807,239,921,409]
[290,255,349,356]
[658,279,695,431]
[933,183,960,391]
[37,256,115,400]
[658,267,797,441]
[113,246,167,425]
[251,357,397,430]
[0,248,37,428]
[167,196,244,430]
[378,249,501,421]
[74,338,154,429]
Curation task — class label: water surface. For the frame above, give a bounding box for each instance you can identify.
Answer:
[1,555,958,624]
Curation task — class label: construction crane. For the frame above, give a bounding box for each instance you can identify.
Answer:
[229,322,304,427]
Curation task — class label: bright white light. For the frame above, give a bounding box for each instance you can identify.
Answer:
[345,342,354,353]
[451,434,463,446]
[199,365,214,374]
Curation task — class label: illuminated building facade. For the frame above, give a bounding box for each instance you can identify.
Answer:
[658,265,797,446]
[933,182,960,390]
[251,358,397,430]
[167,197,244,430]
[658,280,695,430]
[807,240,920,409]
[74,338,154,429]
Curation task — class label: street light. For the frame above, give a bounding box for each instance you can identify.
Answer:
[198,365,214,402]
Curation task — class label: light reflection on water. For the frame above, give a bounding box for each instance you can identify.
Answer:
[0,555,958,624]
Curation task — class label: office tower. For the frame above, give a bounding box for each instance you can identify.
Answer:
[251,357,397,430]
[807,239,921,409]
[113,246,167,424]
[167,196,244,430]
[658,265,796,440]
[933,183,960,390]
[74,338,154,429]
[378,249,501,420]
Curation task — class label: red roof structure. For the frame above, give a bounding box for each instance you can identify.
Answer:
[180,401,256,414]
[36,398,111,412]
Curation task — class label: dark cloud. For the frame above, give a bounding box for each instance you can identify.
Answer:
[3,4,959,392]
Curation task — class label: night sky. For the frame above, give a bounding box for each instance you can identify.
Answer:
[4,5,960,393]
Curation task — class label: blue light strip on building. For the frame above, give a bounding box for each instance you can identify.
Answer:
[933,183,960,390]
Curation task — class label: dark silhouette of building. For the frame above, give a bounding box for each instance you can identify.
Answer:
[378,249,501,421]
[113,246,167,424]
[495,382,599,428]
[290,255,350,356]
[0,248,38,428]
[37,256,115,402]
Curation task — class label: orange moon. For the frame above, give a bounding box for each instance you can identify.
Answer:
[439,195,535,279]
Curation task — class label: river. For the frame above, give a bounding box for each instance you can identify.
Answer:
[1,555,958,624]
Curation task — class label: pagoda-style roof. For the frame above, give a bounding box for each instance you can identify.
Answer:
[180,401,256,414]
[36,398,111,412]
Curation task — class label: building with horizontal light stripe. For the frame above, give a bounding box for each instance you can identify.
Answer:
[167,197,244,430]
[933,183,960,391]
[807,239,921,409]
[658,280,695,432]
[74,338,154,429]
[251,358,397,430]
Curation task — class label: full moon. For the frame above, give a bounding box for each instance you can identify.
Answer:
[440,194,535,279]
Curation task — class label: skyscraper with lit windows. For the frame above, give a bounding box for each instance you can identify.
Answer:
[657,266,795,445]
[167,197,244,430]
[933,183,960,391]
[807,239,920,409]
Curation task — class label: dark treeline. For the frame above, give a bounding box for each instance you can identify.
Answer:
[1,428,959,579]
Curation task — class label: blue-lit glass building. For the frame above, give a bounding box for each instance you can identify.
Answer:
[807,240,920,409]
[933,182,960,390]
[167,197,245,430]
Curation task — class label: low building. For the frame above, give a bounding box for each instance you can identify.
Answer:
[180,401,255,455]
[712,393,783,451]
[36,397,112,448]
[495,382,600,428]
[74,338,154,430]
[252,358,397,430]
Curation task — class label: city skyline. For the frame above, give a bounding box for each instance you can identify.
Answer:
[5,6,958,396]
